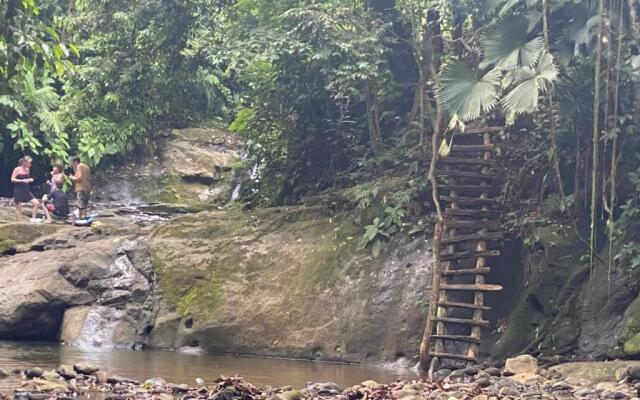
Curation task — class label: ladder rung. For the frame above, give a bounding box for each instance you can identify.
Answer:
[433,317,490,327]
[445,220,500,230]
[450,144,495,152]
[437,301,491,310]
[437,170,497,180]
[430,352,477,362]
[440,196,499,207]
[439,157,496,166]
[440,250,501,261]
[441,283,503,292]
[440,184,499,195]
[445,209,500,218]
[441,232,504,245]
[441,268,491,276]
[454,126,504,135]
[430,335,481,344]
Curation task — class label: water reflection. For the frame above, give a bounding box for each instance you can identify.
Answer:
[0,341,413,392]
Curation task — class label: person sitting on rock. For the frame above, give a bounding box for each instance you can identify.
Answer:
[69,156,91,219]
[43,180,70,220]
[49,163,64,195]
[11,156,51,223]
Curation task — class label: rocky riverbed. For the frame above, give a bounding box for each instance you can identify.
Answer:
[3,355,640,399]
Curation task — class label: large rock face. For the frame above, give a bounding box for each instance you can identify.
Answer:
[490,225,640,360]
[148,206,432,362]
[93,127,241,206]
[0,221,155,347]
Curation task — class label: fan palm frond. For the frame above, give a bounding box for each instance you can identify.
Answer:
[436,60,502,122]
[480,16,545,69]
[501,52,558,124]
[486,0,539,17]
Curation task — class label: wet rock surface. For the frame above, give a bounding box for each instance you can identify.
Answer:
[0,208,157,348]
[92,127,242,206]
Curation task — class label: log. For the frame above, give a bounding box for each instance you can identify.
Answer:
[441,268,491,276]
[440,249,501,261]
[445,209,501,218]
[437,170,498,180]
[437,301,491,310]
[440,196,500,207]
[440,283,503,292]
[428,352,477,362]
[439,157,496,166]
[430,335,481,344]
[441,232,504,245]
[432,317,490,326]
[450,144,495,152]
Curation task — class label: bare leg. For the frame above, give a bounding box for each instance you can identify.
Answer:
[30,199,38,219]
[41,202,52,223]
[15,203,22,221]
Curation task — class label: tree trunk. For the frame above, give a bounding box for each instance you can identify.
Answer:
[365,82,383,155]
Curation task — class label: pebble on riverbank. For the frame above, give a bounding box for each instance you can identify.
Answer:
[4,356,640,399]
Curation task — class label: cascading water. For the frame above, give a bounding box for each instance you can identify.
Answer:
[74,306,124,349]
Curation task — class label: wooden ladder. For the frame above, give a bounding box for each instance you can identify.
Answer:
[426,126,504,372]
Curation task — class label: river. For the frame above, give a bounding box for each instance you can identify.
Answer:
[0,341,413,392]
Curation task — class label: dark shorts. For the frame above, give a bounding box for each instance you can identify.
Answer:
[77,191,90,209]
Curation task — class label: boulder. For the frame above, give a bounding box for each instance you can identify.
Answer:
[55,366,76,380]
[95,371,108,384]
[307,382,342,395]
[149,206,432,363]
[0,233,153,344]
[504,355,538,375]
[509,372,543,385]
[144,377,167,388]
[0,368,8,378]
[26,368,44,378]
[92,127,242,206]
[40,370,60,381]
[273,390,305,400]
[20,379,68,393]
[73,363,98,375]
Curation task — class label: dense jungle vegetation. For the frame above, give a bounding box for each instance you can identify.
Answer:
[2,0,640,270]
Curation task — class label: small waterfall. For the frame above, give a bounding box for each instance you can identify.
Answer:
[75,306,124,349]
[109,255,137,289]
[231,183,242,201]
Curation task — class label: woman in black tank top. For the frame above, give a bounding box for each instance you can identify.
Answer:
[11,156,51,223]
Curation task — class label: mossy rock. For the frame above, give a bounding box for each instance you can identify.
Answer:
[618,295,640,356]
[0,223,60,254]
[275,390,305,400]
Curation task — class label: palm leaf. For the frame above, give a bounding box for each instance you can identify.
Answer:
[501,52,558,124]
[486,0,540,16]
[436,60,501,122]
[480,16,545,69]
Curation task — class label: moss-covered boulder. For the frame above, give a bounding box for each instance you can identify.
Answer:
[148,205,431,362]
[0,222,61,254]
[617,296,640,356]
[93,127,241,206]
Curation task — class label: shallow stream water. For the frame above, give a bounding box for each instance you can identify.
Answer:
[0,341,413,392]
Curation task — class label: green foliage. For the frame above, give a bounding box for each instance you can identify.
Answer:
[358,184,417,257]
[436,60,501,123]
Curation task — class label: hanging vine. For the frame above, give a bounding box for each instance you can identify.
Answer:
[590,0,605,284]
